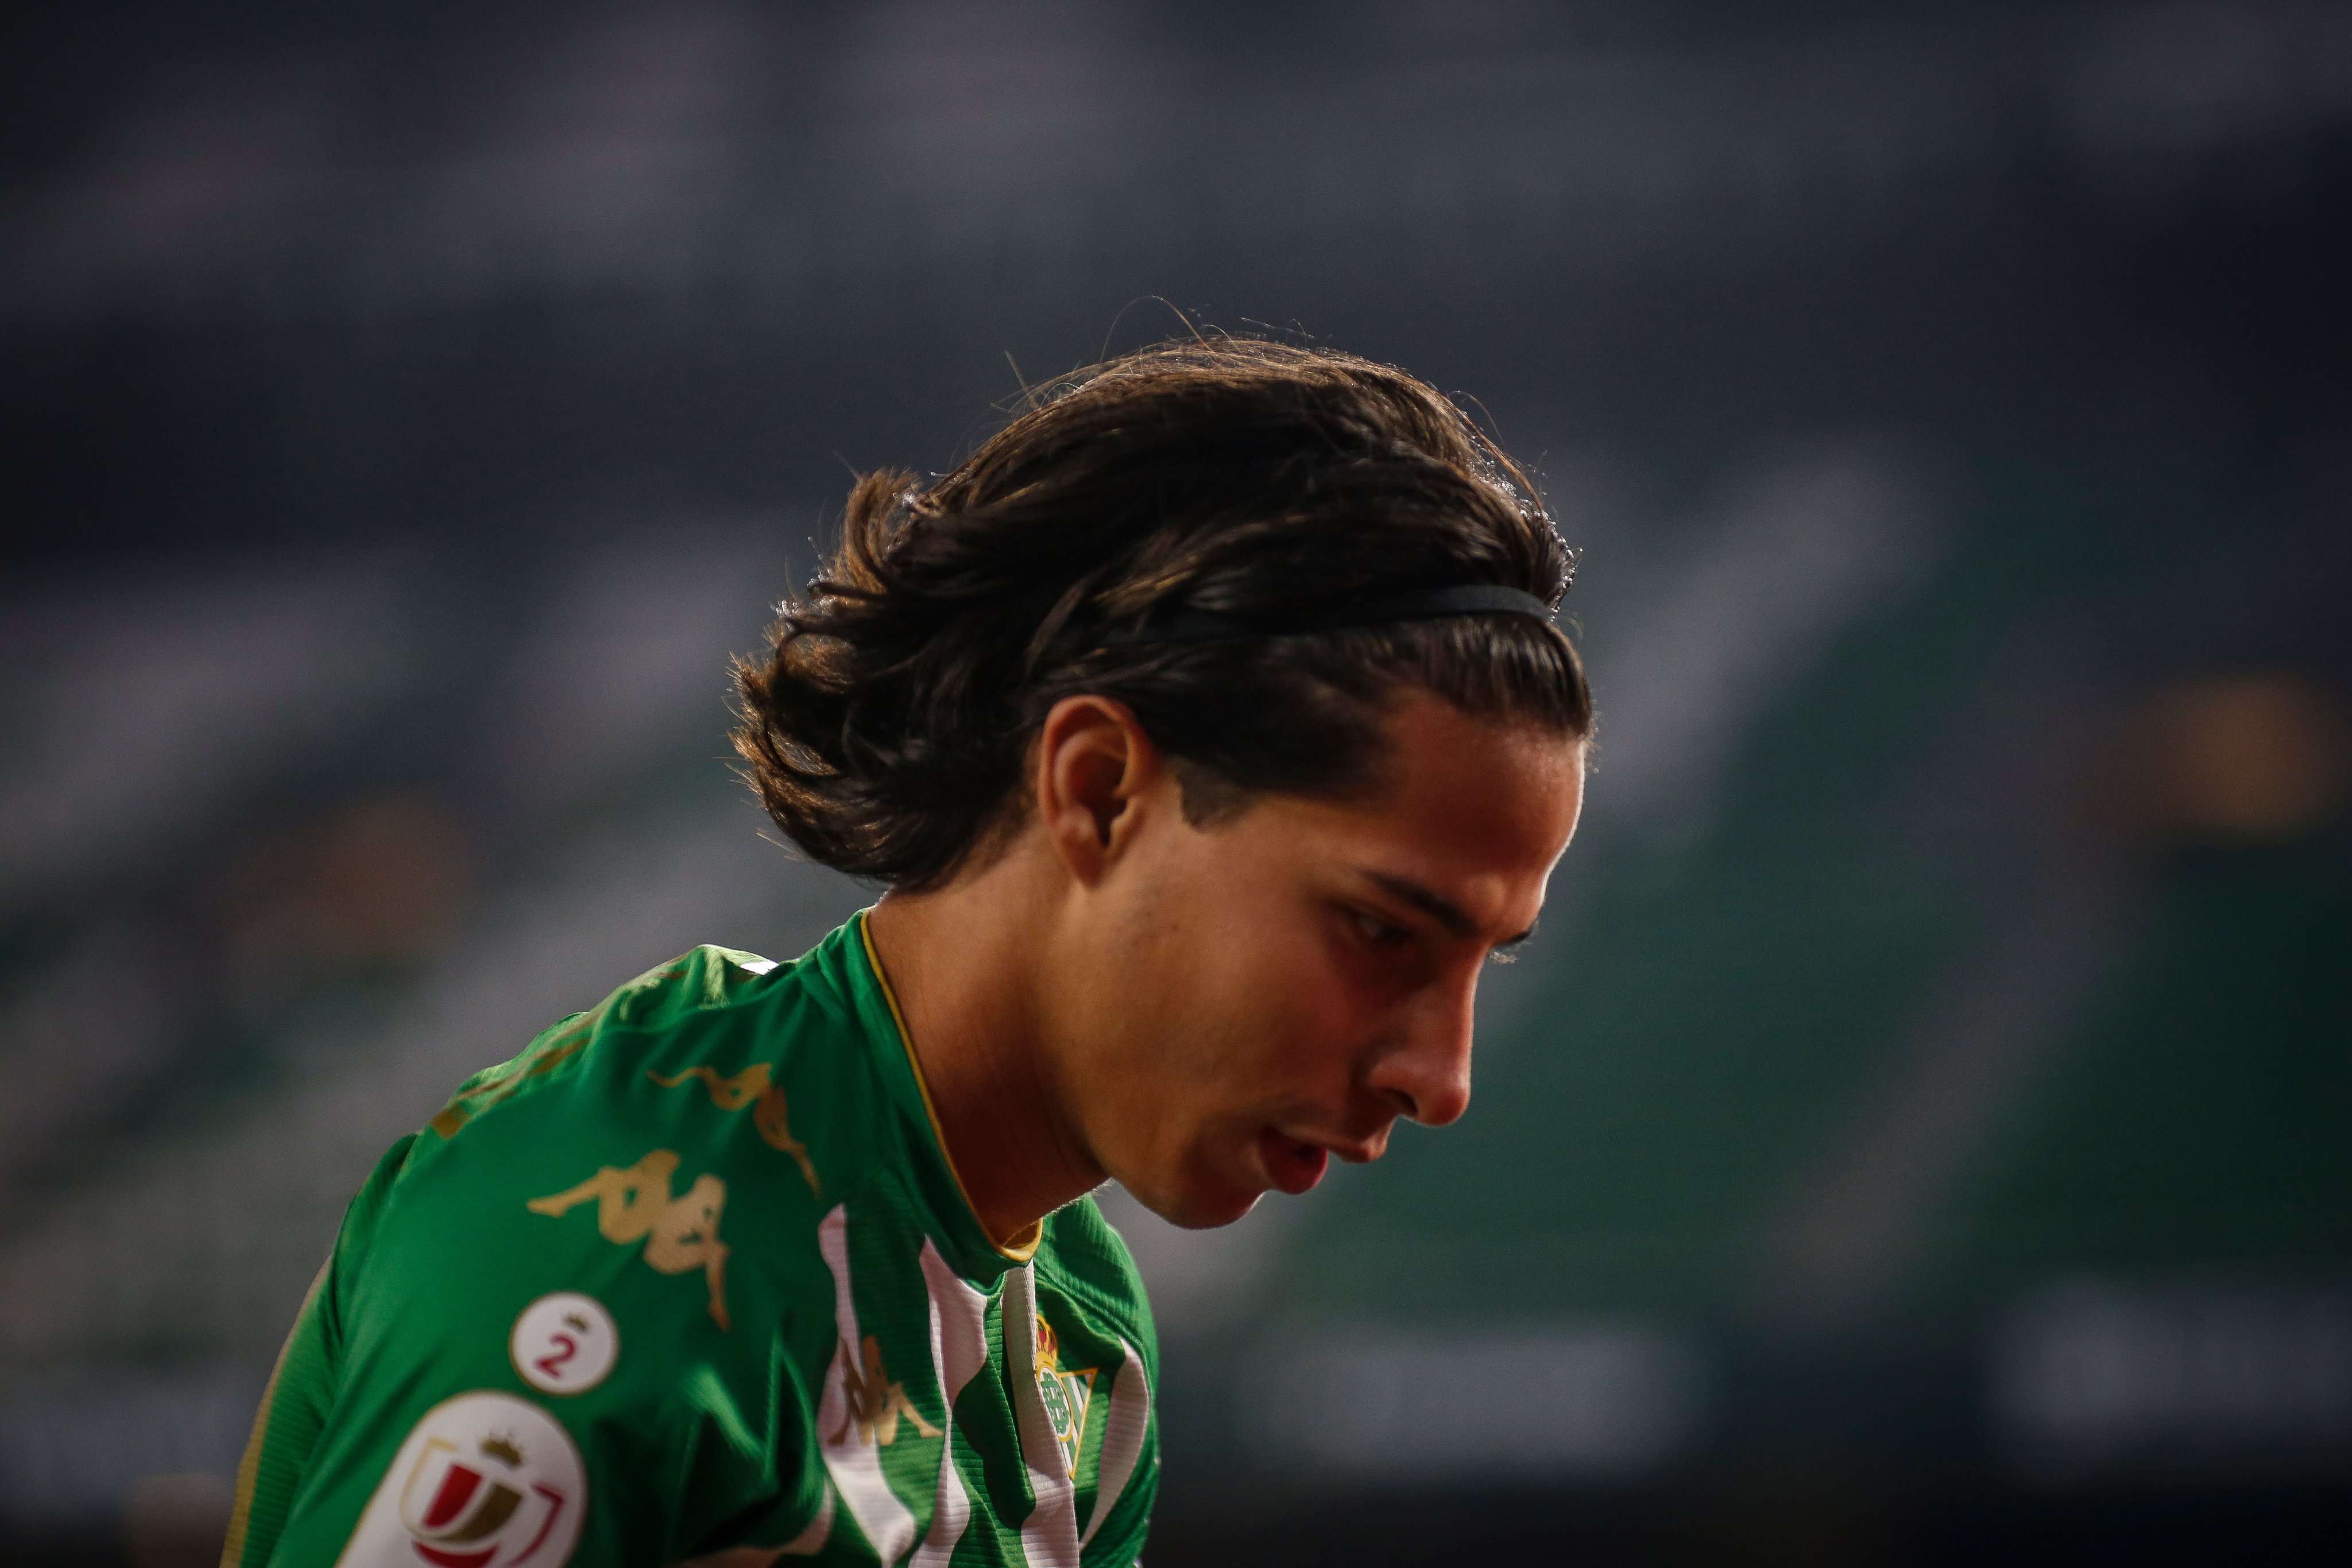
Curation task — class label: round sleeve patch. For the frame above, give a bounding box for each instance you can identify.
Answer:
[509,1292,619,1396]
[336,1389,586,1567]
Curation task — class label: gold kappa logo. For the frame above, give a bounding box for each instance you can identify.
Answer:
[647,1063,820,1194]
[829,1335,943,1448]
[527,1150,732,1329]
[1034,1318,1098,1477]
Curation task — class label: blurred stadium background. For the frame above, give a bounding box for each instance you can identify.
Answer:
[5,2,2351,1563]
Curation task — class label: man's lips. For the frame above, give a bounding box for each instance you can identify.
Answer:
[1255,1129,1332,1195]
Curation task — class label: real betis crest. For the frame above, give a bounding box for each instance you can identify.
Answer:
[1032,1317,1098,1477]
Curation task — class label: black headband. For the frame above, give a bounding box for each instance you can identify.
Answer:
[1100,583,1554,647]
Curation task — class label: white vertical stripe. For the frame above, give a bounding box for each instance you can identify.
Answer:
[910,1242,991,1568]
[1005,1264,1082,1568]
[1077,1338,1152,1550]
[813,1205,918,1564]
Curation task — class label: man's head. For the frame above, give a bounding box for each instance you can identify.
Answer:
[736,339,1591,1226]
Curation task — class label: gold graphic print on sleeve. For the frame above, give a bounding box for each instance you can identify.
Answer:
[527,1151,731,1329]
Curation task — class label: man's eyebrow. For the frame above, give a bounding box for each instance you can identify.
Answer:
[1363,870,1537,946]
[1365,872,1475,937]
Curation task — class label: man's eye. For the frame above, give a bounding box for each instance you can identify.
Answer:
[1352,910,1410,948]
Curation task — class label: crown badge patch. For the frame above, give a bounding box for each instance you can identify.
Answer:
[1033,1317,1099,1477]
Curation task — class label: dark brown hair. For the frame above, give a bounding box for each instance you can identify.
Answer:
[733,338,1589,890]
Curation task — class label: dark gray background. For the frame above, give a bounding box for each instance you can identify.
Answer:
[5,3,2350,1563]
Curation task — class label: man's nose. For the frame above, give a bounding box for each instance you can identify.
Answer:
[1366,967,1477,1128]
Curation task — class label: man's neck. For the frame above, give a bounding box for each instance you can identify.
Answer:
[862,860,1105,1246]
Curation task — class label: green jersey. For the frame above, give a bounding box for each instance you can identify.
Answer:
[224,912,1159,1568]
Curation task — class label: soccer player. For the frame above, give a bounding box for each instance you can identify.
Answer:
[222,340,1592,1567]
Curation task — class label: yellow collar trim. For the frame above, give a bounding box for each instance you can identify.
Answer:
[859,912,1043,1264]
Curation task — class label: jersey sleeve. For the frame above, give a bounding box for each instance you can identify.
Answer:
[228,1102,828,1566]
[219,1133,413,1568]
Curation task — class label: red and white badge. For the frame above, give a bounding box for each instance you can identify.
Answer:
[509,1292,618,1396]
[336,1390,585,1568]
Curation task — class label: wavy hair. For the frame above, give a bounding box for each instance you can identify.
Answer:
[733,338,1589,889]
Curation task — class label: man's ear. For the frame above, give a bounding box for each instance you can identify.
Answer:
[1032,695,1165,885]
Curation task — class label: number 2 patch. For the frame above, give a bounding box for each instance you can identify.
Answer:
[510,1292,618,1396]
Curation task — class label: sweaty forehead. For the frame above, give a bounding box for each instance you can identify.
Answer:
[1244,696,1584,907]
[1368,696,1583,840]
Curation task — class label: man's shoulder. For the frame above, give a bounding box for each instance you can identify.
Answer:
[598,942,830,1034]
[1037,1193,1159,1364]
[384,927,906,1275]
[336,934,887,1350]
[421,936,868,1140]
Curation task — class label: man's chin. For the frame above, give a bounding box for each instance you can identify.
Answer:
[1121,1174,1265,1231]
